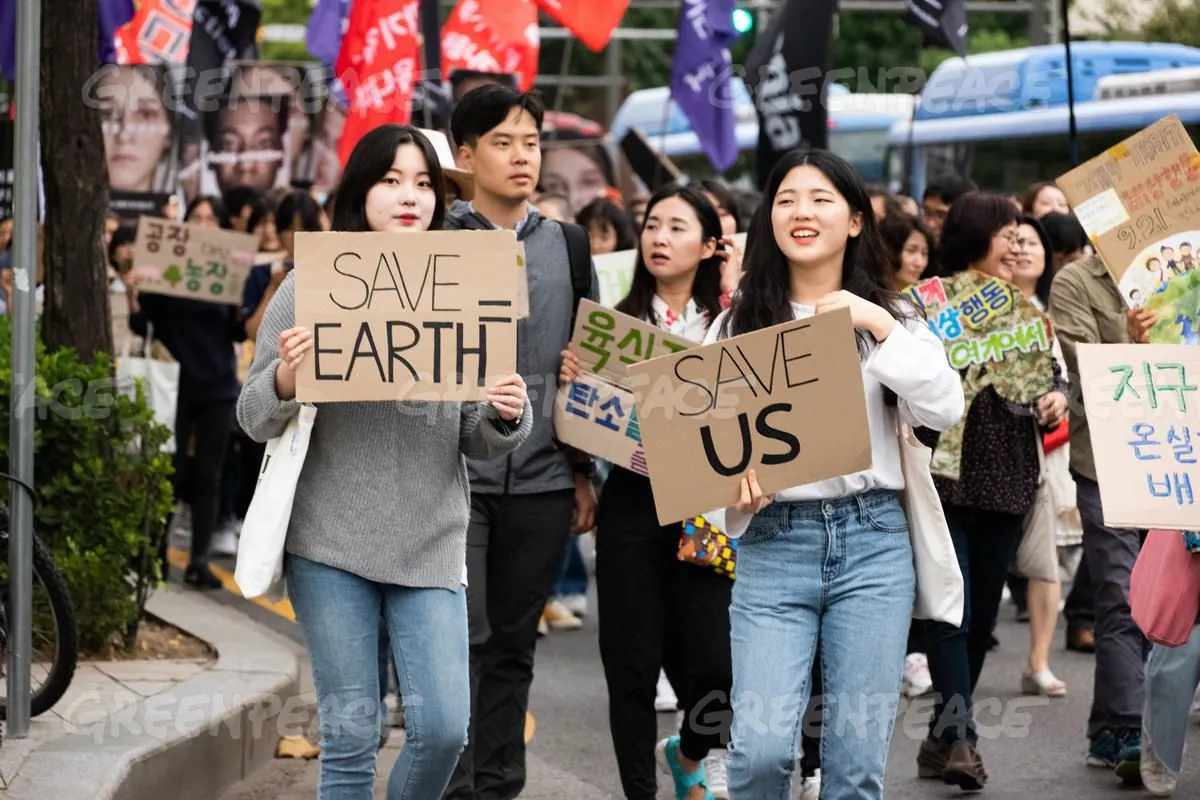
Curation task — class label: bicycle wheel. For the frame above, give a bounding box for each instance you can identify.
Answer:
[0,533,79,719]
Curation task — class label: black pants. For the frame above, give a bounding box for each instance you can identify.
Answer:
[445,489,575,800]
[594,468,733,800]
[172,397,235,568]
[925,504,1025,745]
[1063,545,1095,629]
[237,433,266,519]
[799,651,822,778]
[1075,474,1149,736]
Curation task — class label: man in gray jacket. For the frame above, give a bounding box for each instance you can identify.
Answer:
[443,84,599,800]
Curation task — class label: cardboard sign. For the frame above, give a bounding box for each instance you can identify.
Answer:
[516,242,530,319]
[1056,115,1200,345]
[293,230,521,403]
[592,249,637,308]
[1077,343,1200,529]
[554,373,649,476]
[626,307,873,525]
[132,217,258,306]
[571,299,695,389]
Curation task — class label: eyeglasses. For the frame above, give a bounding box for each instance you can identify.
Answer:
[997,231,1036,250]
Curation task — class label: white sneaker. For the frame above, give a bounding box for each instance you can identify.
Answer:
[655,669,679,713]
[902,653,933,698]
[561,593,588,618]
[1141,728,1177,797]
[799,769,821,800]
[705,749,728,799]
[171,504,192,536]
[212,527,239,558]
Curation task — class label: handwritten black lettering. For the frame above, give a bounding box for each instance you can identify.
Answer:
[780,325,817,388]
[386,321,420,382]
[398,253,432,309]
[431,253,462,312]
[737,337,781,395]
[457,322,488,387]
[675,354,716,418]
[313,323,343,380]
[715,347,757,401]
[369,253,404,309]
[330,253,368,310]
[756,403,801,464]
[701,414,752,476]
[424,321,453,382]
[345,322,386,381]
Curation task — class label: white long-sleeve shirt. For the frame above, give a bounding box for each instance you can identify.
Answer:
[704,302,965,537]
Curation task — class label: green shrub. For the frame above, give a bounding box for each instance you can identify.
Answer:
[0,316,175,653]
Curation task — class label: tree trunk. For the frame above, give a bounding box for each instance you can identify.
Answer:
[39,0,113,360]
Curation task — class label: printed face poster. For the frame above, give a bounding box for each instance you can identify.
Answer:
[1076,343,1200,529]
[1057,115,1200,345]
[904,272,1056,479]
[292,229,521,403]
[93,64,180,221]
[626,308,872,525]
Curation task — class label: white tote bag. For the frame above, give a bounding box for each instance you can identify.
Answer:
[897,421,965,627]
[116,323,180,453]
[235,405,317,599]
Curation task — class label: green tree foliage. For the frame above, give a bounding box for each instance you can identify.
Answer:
[260,0,316,62]
[1082,0,1200,48]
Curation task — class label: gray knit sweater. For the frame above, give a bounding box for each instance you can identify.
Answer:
[236,273,533,589]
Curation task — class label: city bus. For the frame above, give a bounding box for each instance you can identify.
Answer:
[609,79,914,185]
[886,41,1200,197]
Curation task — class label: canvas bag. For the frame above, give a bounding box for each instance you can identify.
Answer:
[897,421,965,627]
[235,405,317,599]
[116,322,180,453]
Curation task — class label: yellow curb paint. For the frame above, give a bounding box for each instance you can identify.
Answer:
[167,546,295,621]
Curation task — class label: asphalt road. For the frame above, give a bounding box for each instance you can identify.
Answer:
[213,545,1200,799]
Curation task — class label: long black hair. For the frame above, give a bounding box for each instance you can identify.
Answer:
[721,148,917,353]
[332,125,446,233]
[698,178,743,232]
[1019,214,1055,309]
[879,212,936,286]
[616,184,724,325]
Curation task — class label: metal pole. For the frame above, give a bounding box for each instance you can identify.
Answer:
[1060,0,1078,166]
[7,0,41,739]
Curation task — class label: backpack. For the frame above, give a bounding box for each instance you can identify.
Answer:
[561,221,593,330]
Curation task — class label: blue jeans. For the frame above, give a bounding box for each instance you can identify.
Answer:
[726,491,915,800]
[287,555,470,800]
[554,536,589,597]
[1144,630,1200,774]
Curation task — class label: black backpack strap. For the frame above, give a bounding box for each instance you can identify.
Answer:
[561,221,593,328]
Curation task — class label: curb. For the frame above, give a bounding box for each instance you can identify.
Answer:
[2,587,300,800]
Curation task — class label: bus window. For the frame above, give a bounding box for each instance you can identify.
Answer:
[827,130,892,182]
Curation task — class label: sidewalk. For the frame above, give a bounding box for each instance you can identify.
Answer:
[0,587,301,800]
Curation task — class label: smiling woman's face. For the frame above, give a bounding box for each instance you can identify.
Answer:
[541,147,608,216]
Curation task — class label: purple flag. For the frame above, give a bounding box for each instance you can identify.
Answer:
[99,0,135,65]
[307,0,352,66]
[669,0,740,173]
[0,0,133,80]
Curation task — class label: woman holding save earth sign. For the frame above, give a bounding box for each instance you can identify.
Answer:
[706,149,964,800]
[237,125,532,800]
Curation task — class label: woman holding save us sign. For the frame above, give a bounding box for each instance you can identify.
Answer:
[705,149,964,800]
[236,125,532,800]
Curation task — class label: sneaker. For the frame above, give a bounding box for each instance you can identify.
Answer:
[537,612,549,637]
[656,669,679,713]
[704,749,728,799]
[902,653,933,698]
[561,593,588,618]
[1141,728,1177,797]
[799,770,820,800]
[1087,728,1121,768]
[543,599,583,630]
[212,527,239,558]
[655,736,712,800]
[1115,728,1142,786]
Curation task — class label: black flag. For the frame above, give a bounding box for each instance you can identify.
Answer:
[744,0,838,189]
[907,0,968,58]
[184,0,262,115]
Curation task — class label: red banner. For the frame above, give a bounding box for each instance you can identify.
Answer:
[335,0,421,166]
[441,0,539,92]
[534,0,629,52]
[115,0,196,65]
